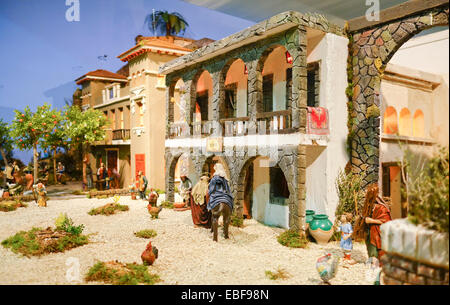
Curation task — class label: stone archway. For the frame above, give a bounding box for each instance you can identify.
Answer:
[235,155,297,229]
[350,4,449,186]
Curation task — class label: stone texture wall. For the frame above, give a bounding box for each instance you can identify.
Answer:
[349,5,449,187]
[381,253,449,285]
[380,219,449,285]
[165,143,307,233]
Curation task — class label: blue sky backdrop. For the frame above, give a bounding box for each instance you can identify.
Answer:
[0,0,254,164]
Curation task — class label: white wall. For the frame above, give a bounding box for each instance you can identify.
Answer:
[305,33,350,222]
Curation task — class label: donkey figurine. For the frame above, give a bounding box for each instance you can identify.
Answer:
[210,202,232,242]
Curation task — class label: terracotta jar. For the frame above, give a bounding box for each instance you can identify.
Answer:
[306,210,315,230]
[309,214,334,245]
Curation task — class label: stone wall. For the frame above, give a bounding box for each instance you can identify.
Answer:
[381,253,449,285]
[380,219,449,285]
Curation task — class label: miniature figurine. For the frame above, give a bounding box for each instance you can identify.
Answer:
[33,180,47,207]
[337,213,356,264]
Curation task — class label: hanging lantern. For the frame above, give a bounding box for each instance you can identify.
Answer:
[285,51,293,64]
[244,64,248,75]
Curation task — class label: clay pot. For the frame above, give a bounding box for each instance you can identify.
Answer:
[173,202,185,209]
[309,214,334,245]
[306,210,315,230]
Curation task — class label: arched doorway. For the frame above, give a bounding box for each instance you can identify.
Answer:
[202,155,230,180]
[238,156,291,228]
[350,4,449,186]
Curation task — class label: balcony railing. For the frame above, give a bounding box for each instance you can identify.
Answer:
[167,107,329,139]
[112,129,131,141]
[256,110,293,134]
[169,122,190,138]
[193,121,213,137]
[220,117,250,137]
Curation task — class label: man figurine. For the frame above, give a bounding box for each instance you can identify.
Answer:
[33,179,48,207]
[137,171,148,200]
[97,163,107,190]
[56,162,65,184]
[180,175,192,208]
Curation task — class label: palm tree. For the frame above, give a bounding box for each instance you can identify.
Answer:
[145,10,189,37]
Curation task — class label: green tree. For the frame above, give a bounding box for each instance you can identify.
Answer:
[62,106,109,184]
[10,104,61,181]
[0,119,13,168]
[145,10,189,36]
[39,110,67,183]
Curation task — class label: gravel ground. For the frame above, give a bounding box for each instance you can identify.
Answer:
[0,196,374,285]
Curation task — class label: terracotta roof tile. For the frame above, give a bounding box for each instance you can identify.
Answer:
[75,69,128,84]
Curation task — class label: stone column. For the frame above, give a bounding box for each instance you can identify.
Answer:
[289,26,308,133]
[165,87,173,138]
[211,71,224,136]
[164,151,175,203]
[246,59,261,134]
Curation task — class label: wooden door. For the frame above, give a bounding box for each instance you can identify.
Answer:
[135,154,145,177]
[107,150,118,174]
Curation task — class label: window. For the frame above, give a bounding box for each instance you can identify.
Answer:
[399,108,412,136]
[224,83,237,118]
[196,90,209,121]
[137,102,144,127]
[270,166,289,204]
[286,68,292,110]
[111,110,116,129]
[109,88,114,100]
[307,62,320,107]
[383,106,398,135]
[119,108,124,129]
[413,110,425,138]
[262,74,273,112]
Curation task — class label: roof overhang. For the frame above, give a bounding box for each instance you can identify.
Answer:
[75,75,128,85]
[159,11,343,75]
[118,45,191,62]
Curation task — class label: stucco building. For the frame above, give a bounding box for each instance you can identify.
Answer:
[160,12,350,233]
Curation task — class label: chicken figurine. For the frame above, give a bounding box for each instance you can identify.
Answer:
[148,188,159,207]
[141,241,158,266]
[148,205,163,219]
[316,253,339,284]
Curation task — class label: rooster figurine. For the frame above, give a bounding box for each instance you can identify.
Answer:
[316,253,339,284]
[148,204,163,219]
[141,241,158,266]
[148,188,159,207]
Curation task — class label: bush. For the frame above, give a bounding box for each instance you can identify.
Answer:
[160,201,173,209]
[88,203,129,216]
[277,230,309,248]
[0,200,27,212]
[230,213,244,227]
[85,261,160,285]
[335,169,365,218]
[1,227,88,257]
[55,213,85,236]
[134,229,157,239]
[406,147,449,233]
[265,268,290,280]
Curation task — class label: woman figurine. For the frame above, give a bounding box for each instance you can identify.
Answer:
[180,175,192,208]
[33,180,47,207]
[191,173,212,228]
[338,213,356,264]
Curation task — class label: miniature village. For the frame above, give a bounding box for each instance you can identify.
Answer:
[0,0,448,286]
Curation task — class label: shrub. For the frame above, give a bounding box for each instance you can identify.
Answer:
[85,261,160,285]
[1,227,88,257]
[230,213,243,227]
[134,229,157,239]
[55,213,85,236]
[160,201,173,209]
[277,230,309,248]
[88,203,129,216]
[406,147,449,233]
[265,268,290,280]
[335,169,365,218]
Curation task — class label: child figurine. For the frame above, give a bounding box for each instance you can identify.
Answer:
[338,213,355,264]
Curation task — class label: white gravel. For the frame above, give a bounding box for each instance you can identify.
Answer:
[0,196,374,285]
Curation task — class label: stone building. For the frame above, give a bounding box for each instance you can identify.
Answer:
[160,11,350,232]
